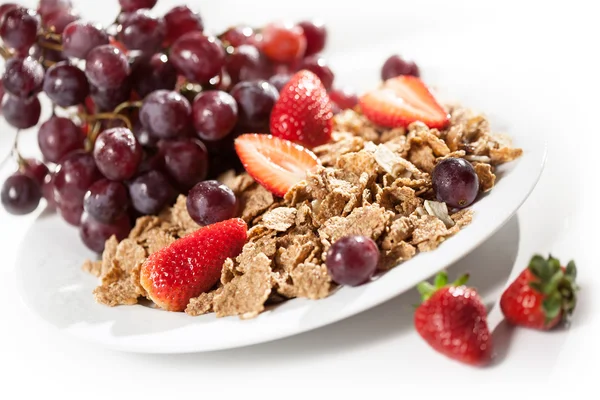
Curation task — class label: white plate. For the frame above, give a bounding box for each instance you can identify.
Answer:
[13,0,546,354]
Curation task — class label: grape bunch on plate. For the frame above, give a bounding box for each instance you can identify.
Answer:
[0,0,419,253]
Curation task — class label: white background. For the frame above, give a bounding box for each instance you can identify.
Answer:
[1,0,599,397]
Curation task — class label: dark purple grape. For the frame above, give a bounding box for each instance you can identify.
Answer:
[268,73,292,93]
[225,44,272,84]
[128,170,174,215]
[230,80,279,131]
[186,180,237,226]
[132,53,177,98]
[93,127,142,181]
[220,26,255,47]
[1,173,42,215]
[381,55,420,81]
[170,32,226,84]
[58,201,82,226]
[163,5,203,46]
[42,7,79,34]
[139,90,192,139]
[432,158,480,208]
[298,20,327,57]
[42,172,57,208]
[1,94,41,129]
[2,57,44,99]
[299,55,334,90]
[119,0,157,12]
[326,235,379,286]
[53,150,101,207]
[62,21,109,59]
[21,158,49,186]
[160,138,208,191]
[83,179,129,223]
[132,118,157,147]
[329,87,358,110]
[89,79,132,112]
[118,9,165,55]
[0,7,39,53]
[43,62,89,107]
[0,4,17,21]
[38,116,83,163]
[37,0,72,18]
[80,212,131,252]
[85,45,130,89]
[192,91,238,142]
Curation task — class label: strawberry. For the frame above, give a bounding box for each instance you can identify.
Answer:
[359,75,449,129]
[140,218,247,312]
[500,254,578,330]
[414,272,493,366]
[234,133,320,197]
[270,70,333,148]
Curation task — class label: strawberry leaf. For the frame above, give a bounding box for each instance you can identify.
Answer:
[542,293,562,324]
[529,255,546,278]
[528,281,544,293]
[566,261,577,279]
[417,282,436,302]
[434,271,448,288]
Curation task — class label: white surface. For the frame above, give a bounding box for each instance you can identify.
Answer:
[1,0,599,397]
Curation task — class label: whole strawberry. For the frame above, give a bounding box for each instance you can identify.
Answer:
[270,70,333,148]
[140,218,247,312]
[414,272,493,366]
[500,254,578,330]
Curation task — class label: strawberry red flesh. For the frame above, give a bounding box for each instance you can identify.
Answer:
[359,75,449,129]
[235,133,320,197]
[140,218,247,312]
[270,69,333,148]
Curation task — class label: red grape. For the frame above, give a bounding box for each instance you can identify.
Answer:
[85,45,130,89]
[132,118,157,147]
[42,7,79,34]
[93,127,142,181]
[259,22,306,64]
[2,57,44,99]
[0,7,39,53]
[225,44,272,84]
[89,79,132,112]
[298,20,327,56]
[21,158,49,186]
[42,172,57,208]
[329,87,358,110]
[1,173,42,215]
[381,55,420,80]
[80,212,131,253]
[230,80,279,131]
[299,55,334,90]
[62,21,109,59]
[186,180,237,226]
[53,150,101,207]
[326,236,379,286]
[163,5,203,47]
[2,94,41,129]
[37,0,72,18]
[0,4,17,21]
[192,90,238,142]
[432,158,480,208]
[58,201,82,226]
[83,179,129,223]
[220,25,255,47]
[38,116,84,163]
[268,73,292,93]
[119,0,157,12]
[132,53,177,98]
[118,9,165,55]
[160,138,209,191]
[170,32,226,84]
[140,90,192,139]
[128,170,174,215]
[43,62,89,107]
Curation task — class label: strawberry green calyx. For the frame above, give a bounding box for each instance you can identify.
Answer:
[417,271,470,302]
[527,254,578,325]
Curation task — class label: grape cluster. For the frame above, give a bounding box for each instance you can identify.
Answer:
[0,0,417,253]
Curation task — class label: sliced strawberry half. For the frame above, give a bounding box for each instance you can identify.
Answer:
[359,75,449,129]
[234,134,320,197]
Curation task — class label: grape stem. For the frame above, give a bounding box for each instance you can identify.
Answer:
[37,40,64,52]
[41,32,63,42]
[11,130,27,169]
[77,112,133,131]
[113,100,143,115]
[0,45,12,60]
